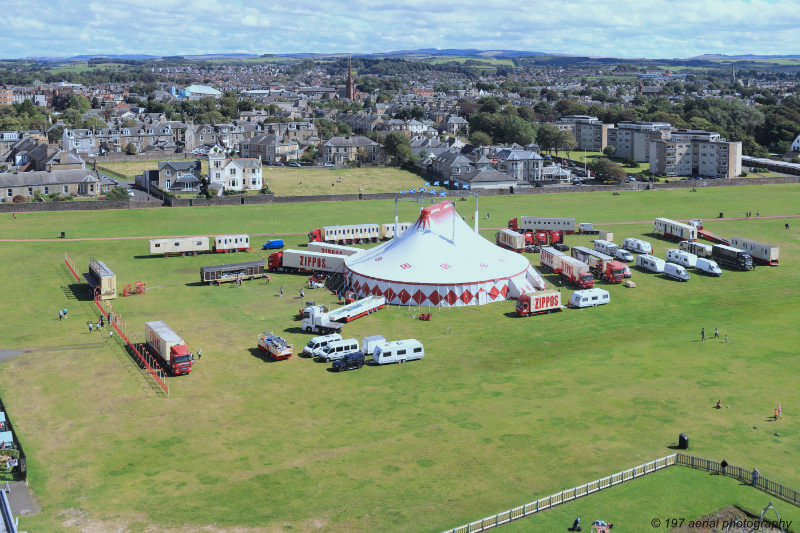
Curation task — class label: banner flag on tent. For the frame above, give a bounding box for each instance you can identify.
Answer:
[399,190,406,194]
[439,191,447,197]
[462,183,470,189]
[444,180,449,185]
[433,181,440,186]
[424,182,430,186]
[409,188,416,193]
[419,188,426,193]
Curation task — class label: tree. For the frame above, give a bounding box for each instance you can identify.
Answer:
[104,187,130,201]
[124,142,137,155]
[552,130,576,156]
[470,131,492,147]
[603,146,616,158]
[589,158,627,182]
[536,124,560,153]
[382,131,413,166]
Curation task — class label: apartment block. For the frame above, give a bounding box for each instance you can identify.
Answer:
[555,115,611,152]
[607,121,673,162]
[648,130,741,178]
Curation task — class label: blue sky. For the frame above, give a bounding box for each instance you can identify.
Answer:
[3,0,799,59]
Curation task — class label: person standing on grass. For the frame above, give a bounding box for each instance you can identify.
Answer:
[279,286,283,297]
[89,322,93,333]
[59,310,63,321]
[197,348,202,360]
[725,333,729,343]
[701,327,705,341]
[714,327,719,339]
[778,404,782,419]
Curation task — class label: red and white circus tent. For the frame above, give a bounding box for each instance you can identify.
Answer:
[344,201,546,307]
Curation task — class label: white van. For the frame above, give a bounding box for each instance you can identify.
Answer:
[568,289,610,308]
[623,238,653,254]
[372,339,424,364]
[664,262,690,281]
[696,257,722,276]
[636,254,666,273]
[593,240,618,257]
[666,249,698,268]
[302,333,343,357]
[318,338,360,362]
[615,248,634,262]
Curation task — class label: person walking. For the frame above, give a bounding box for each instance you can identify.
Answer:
[89,322,93,334]
[279,286,283,297]
[701,327,706,341]
[725,333,729,343]
[197,348,202,360]
[714,327,719,339]
[59,310,63,321]
[109,329,113,339]
[63,308,68,318]
[300,288,305,298]
[778,404,782,419]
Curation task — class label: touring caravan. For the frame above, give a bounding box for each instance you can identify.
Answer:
[372,339,425,365]
[568,289,610,308]
[666,249,698,268]
[636,254,666,273]
[623,238,653,254]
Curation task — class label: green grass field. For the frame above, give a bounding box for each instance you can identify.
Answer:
[263,166,434,196]
[97,159,209,182]
[0,185,799,532]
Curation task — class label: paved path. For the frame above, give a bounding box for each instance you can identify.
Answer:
[6,480,40,515]
[0,215,797,243]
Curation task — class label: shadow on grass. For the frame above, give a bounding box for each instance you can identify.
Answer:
[133,255,165,260]
[184,282,207,287]
[63,283,92,301]
[283,326,309,335]
[504,311,519,318]
[248,347,283,363]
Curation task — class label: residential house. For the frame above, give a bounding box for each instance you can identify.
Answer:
[208,150,263,192]
[431,150,474,182]
[0,168,111,200]
[492,148,544,184]
[318,136,383,166]
[241,133,299,164]
[445,115,469,136]
[459,167,517,190]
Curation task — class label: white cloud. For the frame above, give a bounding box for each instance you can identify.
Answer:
[1,0,798,58]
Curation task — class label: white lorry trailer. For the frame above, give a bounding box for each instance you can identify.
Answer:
[306,242,363,256]
[496,229,526,252]
[268,249,347,273]
[729,237,779,266]
[301,296,386,334]
[144,321,193,375]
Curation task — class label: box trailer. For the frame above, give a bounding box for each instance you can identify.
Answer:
[380,222,413,240]
[509,217,576,234]
[200,259,267,285]
[214,234,251,253]
[268,249,347,273]
[712,244,754,271]
[539,246,566,273]
[308,224,381,244]
[149,236,210,256]
[654,218,697,241]
[729,237,779,266]
[598,230,614,242]
[306,242,362,256]
[257,332,293,360]
[144,321,193,375]
[88,259,117,301]
[680,240,712,258]
[559,256,594,288]
[496,229,526,252]
[515,290,563,317]
[571,246,626,283]
[578,222,600,235]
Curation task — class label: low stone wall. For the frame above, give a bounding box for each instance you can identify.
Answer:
[92,151,190,163]
[0,199,131,212]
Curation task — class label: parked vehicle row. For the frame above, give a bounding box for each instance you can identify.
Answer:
[149,234,251,256]
[300,333,425,372]
[308,222,413,244]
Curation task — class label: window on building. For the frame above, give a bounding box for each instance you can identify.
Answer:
[251,178,257,186]
[166,170,171,176]
[166,180,170,189]
[44,186,49,194]
[90,185,94,193]
[7,189,12,197]
[28,187,33,196]
[230,168,236,175]
[63,185,68,193]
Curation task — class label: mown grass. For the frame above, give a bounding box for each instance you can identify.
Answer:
[0,185,798,532]
[263,166,435,196]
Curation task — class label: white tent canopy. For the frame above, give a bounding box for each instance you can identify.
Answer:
[345,201,545,306]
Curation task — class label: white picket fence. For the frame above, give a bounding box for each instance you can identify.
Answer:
[442,454,677,533]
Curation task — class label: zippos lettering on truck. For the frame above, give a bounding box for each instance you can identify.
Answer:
[300,256,327,268]
[535,294,559,310]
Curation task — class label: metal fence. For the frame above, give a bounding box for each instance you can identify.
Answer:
[442,453,800,533]
[442,455,677,533]
[676,453,800,507]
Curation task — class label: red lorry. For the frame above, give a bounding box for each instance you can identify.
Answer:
[144,321,193,376]
[570,246,626,284]
[559,256,595,288]
[515,290,563,317]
